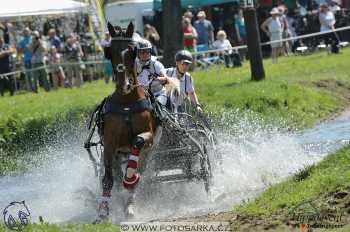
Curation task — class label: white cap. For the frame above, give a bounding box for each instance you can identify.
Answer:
[270,7,280,15]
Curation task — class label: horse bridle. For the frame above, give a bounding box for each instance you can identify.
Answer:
[116,63,126,73]
[111,37,140,90]
[111,37,131,74]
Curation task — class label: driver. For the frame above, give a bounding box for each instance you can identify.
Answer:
[136,39,169,118]
[165,50,202,111]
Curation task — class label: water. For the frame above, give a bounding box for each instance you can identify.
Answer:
[297,109,350,155]
[0,110,350,224]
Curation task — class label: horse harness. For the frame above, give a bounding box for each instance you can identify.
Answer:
[91,95,153,144]
[93,35,153,143]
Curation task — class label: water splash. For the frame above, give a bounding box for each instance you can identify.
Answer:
[0,109,349,223]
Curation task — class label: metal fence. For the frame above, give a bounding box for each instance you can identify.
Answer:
[1,25,350,95]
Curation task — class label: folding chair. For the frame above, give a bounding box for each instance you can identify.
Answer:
[195,44,223,69]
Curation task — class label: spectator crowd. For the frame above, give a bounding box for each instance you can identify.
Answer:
[0,21,106,96]
[174,0,350,66]
[1,0,350,96]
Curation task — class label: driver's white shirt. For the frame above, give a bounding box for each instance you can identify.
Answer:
[136,56,165,87]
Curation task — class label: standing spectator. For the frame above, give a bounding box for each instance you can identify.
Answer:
[18,27,34,91]
[319,3,338,52]
[212,30,241,68]
[3,22,15,45]
[183,17,198,52]
[48,46,65,89]
[48,28,62,51]
[64,35,83,88]
[329,1,341,13]
[0,37,15,96]
[234,9,246,45]
[100,32,112,84]
[100,32,111,47]
[319,4,336,32]
[75,35,88,82]
[278,6,292,56]
[143,24,160,56]
[286,11,297,38]
[194,11,214,49]
[234,9,247,61]
[183,10,194,22]
[261,8,283,64]
[48,28,62,89]
[30,31,50,92]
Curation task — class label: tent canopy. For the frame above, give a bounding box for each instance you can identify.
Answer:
[0,0,89,18]
[153,0,238,10]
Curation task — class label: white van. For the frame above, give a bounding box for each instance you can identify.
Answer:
[104,0,154,34]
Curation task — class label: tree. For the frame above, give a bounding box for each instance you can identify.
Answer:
[162,0,183,67]
[243,7,265,81]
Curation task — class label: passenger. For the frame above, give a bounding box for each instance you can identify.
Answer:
[165,50,202,112]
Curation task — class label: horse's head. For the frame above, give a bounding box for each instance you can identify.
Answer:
[105,22,137,95]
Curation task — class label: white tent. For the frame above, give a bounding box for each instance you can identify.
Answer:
[0,0,89,18]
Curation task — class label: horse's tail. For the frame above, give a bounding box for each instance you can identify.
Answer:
[165,77,180,96]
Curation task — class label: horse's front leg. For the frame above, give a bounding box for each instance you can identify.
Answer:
[123,131,153,217]
[97,142,115,221]
[123,131,153,188]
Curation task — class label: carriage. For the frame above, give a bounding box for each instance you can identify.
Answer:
[84,97,216,196]
[84,22,219,220]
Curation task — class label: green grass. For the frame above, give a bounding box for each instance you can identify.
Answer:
[0,80,113,123]
[0,81,114,174]
[194,48,350,128]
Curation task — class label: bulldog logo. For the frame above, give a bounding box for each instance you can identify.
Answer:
[3,201,31,231]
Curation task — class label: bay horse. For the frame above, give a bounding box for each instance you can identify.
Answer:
[97,22,159,221]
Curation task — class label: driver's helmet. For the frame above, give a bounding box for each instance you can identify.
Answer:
[136,39,152,65]
[136,39,152,53]
[175,50,193,64]
[129,32,143,47]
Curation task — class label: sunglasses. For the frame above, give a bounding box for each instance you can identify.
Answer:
[139,50,150,55]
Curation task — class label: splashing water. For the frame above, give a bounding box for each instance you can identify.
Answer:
[0,110,349,224]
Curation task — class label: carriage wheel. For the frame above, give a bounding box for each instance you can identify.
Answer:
[200,141,212,194]
[186,130,213,194]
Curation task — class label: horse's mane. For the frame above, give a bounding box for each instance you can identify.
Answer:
[165,77,180,96]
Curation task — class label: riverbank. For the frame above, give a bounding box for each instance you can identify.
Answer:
[182,145,350,232]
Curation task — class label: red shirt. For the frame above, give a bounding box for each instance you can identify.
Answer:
[183,25,196,47]
[260,0,272,6]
